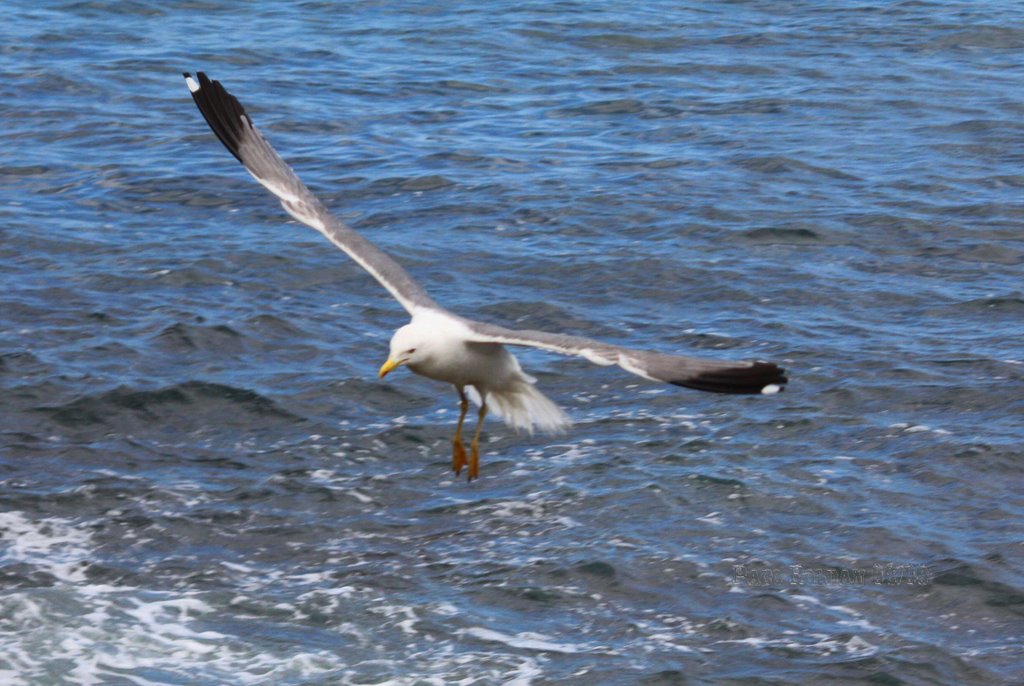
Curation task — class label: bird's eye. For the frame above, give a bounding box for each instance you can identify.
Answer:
[407,348,416,354]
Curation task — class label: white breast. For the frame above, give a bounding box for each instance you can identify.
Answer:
[404,310,520,390]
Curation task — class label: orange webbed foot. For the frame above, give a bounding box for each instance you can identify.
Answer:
[452,437,468,476]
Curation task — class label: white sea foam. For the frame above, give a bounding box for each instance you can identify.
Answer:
[0,511,93,583]
[463,627,584,654]
[888,422,952,437]
[503,657,544,686]
[697,511,724,525]
[0,511,349,685]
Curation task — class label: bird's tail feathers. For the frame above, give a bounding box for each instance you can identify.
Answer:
[478,378,571,435]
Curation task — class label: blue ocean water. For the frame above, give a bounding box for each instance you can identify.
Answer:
[1,1,1022,683]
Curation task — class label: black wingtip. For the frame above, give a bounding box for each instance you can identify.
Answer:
[676,361,788,395]
[184,71,248,164]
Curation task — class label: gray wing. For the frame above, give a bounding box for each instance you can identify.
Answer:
[462,319,787,394]
[184,72,440,315]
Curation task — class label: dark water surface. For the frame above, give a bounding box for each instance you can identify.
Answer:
[2,1,1023,684]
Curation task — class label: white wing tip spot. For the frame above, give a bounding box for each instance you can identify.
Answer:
[761,384,782,395]
[185,75,200,93]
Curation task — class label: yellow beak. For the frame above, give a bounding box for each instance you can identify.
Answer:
[378,356,403,379]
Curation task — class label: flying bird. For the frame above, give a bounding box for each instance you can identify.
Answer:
[183,72,787,480]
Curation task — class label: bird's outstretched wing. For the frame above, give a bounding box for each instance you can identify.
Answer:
[184,72,440,315]
[185,72,787,395]
[460,319,787,394]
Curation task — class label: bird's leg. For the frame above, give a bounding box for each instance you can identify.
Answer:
[468,399,487,481]
[452,387,469,476]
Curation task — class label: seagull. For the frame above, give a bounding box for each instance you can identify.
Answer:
[183,72,788,480]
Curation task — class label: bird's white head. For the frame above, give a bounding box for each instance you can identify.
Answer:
[378,323,430,378]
